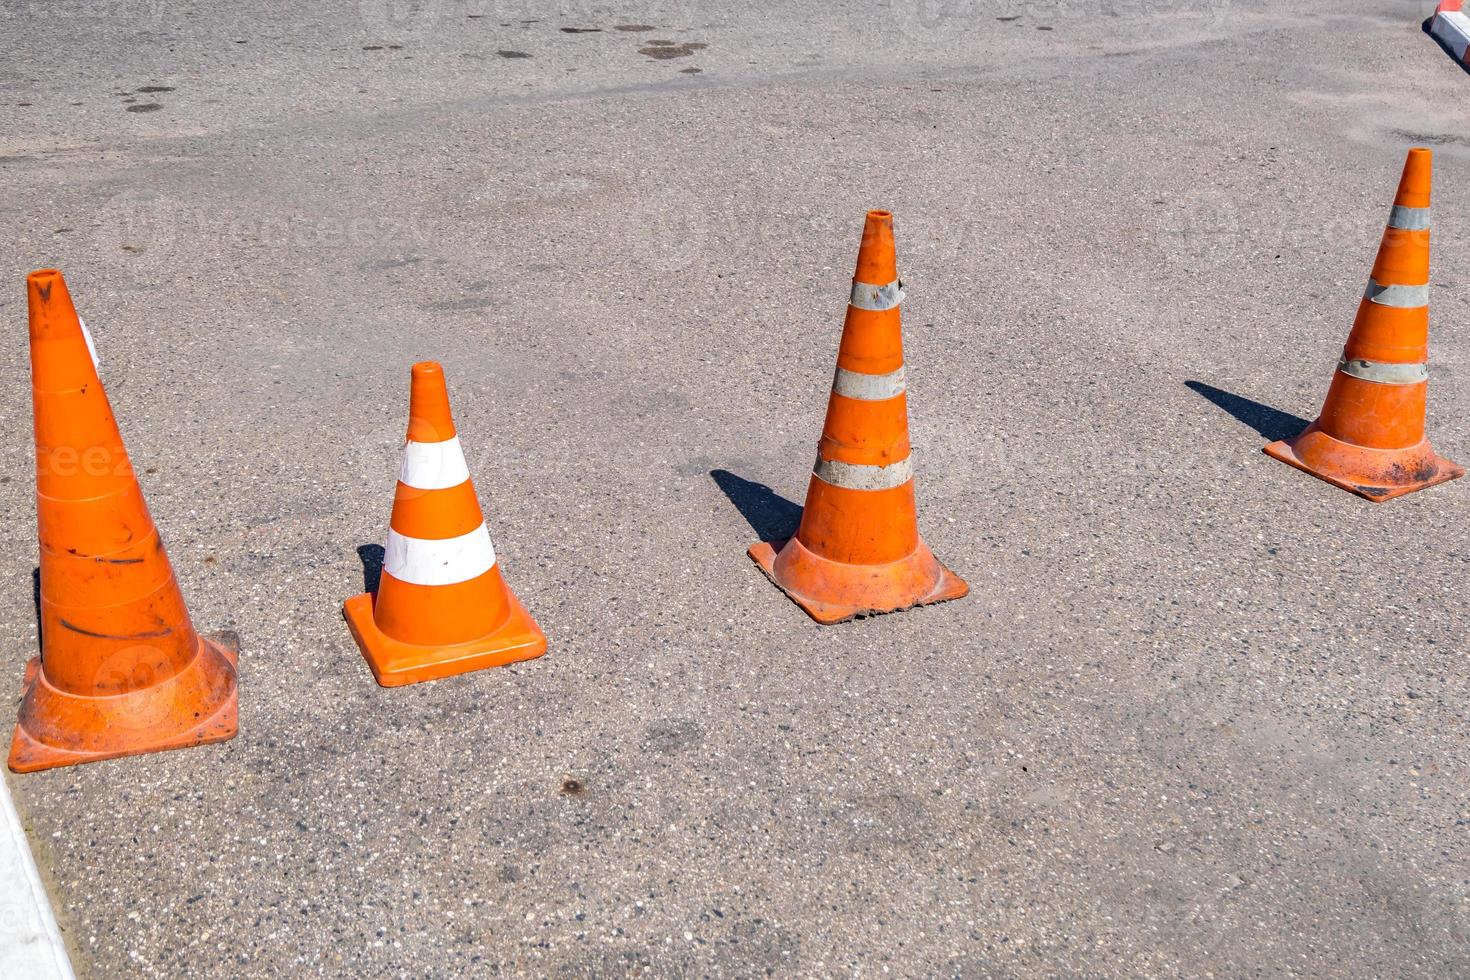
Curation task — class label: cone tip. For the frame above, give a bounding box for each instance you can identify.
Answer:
[1397,148,1432,207]
[406,360,455,443]
[856,209,898,285]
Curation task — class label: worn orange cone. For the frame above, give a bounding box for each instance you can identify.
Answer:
[343,362,546,686]
[748,210,968,624]
[10,270,238,773]
[1265,148,1464,501]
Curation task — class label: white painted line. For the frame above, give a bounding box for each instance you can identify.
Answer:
[0,776,74,980]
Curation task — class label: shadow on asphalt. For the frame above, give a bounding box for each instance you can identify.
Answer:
[356,543,385,594]
[1185,381,1309,441]
[710,469,802,541]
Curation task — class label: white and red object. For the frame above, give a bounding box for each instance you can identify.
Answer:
[1431,1,1470,63]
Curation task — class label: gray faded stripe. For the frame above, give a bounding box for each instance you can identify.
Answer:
[1387,205,1430,231]
[1364,278,1429,308]
[832,366,906,401]
[812,455,914,491]
[1338,356,1429,385]
[849,279,904,311]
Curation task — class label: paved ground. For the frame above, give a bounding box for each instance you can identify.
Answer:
[2,0,1469,975]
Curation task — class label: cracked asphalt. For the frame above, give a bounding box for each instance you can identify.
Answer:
[1,0,1468,975]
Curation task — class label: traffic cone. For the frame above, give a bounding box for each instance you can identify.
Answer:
[748,209,968,624]
[10,270,238,773]
[343,362,546,686]
[1265,148,1464,501]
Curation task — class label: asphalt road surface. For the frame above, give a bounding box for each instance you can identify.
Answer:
[2,0,1469,975]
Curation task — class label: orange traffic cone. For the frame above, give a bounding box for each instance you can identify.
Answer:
[1265,148,1464,501]
[343,362,546,686]
[10,270,238,773]
[748,210,968,624]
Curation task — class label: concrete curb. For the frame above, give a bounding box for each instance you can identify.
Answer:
[1430,1,1470,63]
[0,775,74,980]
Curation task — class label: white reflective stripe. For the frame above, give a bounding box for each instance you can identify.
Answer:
[384,523,496,586]
[1364,278,1428,308]
[812,455,914,491]
[78,316,99,370]
[1435,10,1470,61]
[832,366,906,401]
[1387,205,1429,231]
[1338,357,1429,385]
[0,774,74,980]
[399,436,470,490]
[849,279,904,311]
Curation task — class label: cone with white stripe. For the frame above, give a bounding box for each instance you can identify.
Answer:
[343,362,545,685]
[1265,148,1464,501]
[11,269,239,773]
[748,210,968,624]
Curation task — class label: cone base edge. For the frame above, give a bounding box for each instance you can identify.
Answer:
[343,592,546,687]
[1264,438,1465,502]
[7,632,241,774]
[747,539,968,625]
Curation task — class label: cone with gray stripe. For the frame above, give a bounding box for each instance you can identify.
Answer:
[747,210,967,623]
[1264,147,1463,501]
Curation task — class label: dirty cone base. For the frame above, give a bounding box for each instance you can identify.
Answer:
[8,632,240,774]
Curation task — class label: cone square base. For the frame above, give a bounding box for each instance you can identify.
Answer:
[1264,437,1465,502]
[8,632,240,774]
[748,539,968,625]
[343,591,546,687]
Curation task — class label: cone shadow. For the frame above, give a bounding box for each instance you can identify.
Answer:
[357,543,385,594]
[711,469,802,541]
[1185,381,1309,442]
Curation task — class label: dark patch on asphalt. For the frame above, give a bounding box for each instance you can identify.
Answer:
[497,50,532,59]
[639,41,707,60]
[643,719,705,754]
[59,620,172,640]
[424,298,495,312]
[359,255,423,272]
[137,85,174,93]
[363,45,383,50]
[560,26,602,33]
[126,104,163,113]
[616,24,656,31]
[1392,129,1470,148]
[680,67,702,74]
[559,777,584,795]
[998,15,1020,21]
[1037,25,1053,31]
